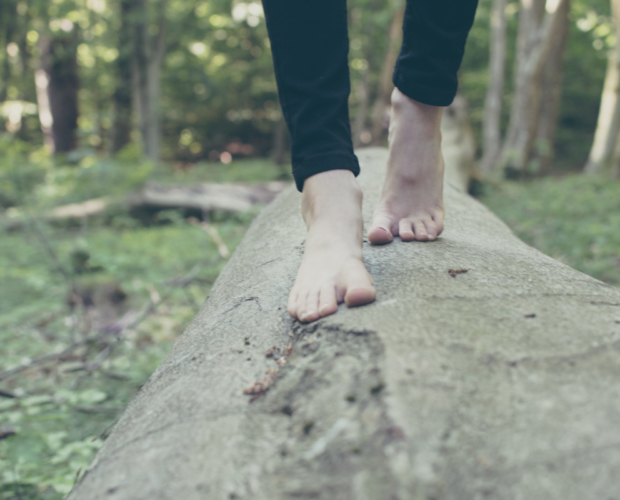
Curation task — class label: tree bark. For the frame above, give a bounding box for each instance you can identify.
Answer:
[37,31,80,154]
[369,6,404,145]
[67,147,620,500]
[133,0,166,162]
[0,1,16,104]
[352,62,371,148]
[480,0,507,175]
[534,0,570,173]
[584,0,620,175]
[442,95,476,191]
[111,0,135,154]
[35,65,54,149]
[499,0,569,174]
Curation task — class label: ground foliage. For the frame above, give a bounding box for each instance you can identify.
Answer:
[0,143,288,499]
[481,174,620,286]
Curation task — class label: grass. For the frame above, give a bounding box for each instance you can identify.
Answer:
[0,219,251,499]
[0,152,277,499]
[480,173,620,287]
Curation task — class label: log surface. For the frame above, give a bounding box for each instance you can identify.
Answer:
[69,148,620,500]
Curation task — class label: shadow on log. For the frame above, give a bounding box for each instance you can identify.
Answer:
[68,148,620,500]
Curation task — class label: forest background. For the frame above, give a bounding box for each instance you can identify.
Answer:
[1,0,619,498]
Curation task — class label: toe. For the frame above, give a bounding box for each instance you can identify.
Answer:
[367,214,394,245]
[287,290,299,318]
[424,218,439,240]
[301,290,320,323]
[318,285,338,317]
[398,219,415,241]
[345,285,377,307]
[295,292,309,322]
[342,262,377,308]
[412,220,429,241]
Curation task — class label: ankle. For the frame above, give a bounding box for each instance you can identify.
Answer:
[390,88,444,130]
[301,170,362,222]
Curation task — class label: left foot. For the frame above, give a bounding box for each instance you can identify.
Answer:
[367,87,445,244]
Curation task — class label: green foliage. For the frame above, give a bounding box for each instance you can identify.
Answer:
[0,0,616,171]
[0,135,291,212]
[481,174,620,286]
[0,219,251,498]
[0,148,280,498]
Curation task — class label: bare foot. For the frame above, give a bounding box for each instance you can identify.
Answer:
[288,170,376,323]
[367,87,445,244]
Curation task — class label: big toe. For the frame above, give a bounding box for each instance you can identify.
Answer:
[367,227,393,245]
[367,214,394,245]
[345,286,376,307]
[341,261,376,307]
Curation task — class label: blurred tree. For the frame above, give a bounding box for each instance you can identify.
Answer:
[0,1,17,103]
[111,0,135,154]
[0,0,612,172]
[585,0,620,176]
[38,27,80,154]
[133,0,167,161]
[499,0,570,175]
[369,4,404,145]
[480,0,507,175]
[534,0,570,172]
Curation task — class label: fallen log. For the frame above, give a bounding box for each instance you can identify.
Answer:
[125,180,291,213]
[68,148,620,499]
[2,181,290,229]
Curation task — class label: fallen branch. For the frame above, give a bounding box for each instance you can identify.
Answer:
[188,218,230,259]
[2,181,291,230]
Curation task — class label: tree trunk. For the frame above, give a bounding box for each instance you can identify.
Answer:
[352,63,371,148]
[68,147,620,500]
[533,0,570,173]
[369,6,404,145]
[0,1,16,104]
[584,0,620,174]
[111,0,135,154]
[133,0,166,162]
[499,0,569,174]
[38,32,80,154]
[442,95,476,192]
[34,65,54,149]
[480,0,507,175]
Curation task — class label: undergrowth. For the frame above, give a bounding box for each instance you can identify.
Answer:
[481,173,620,287]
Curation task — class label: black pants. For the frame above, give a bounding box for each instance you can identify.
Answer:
[261,0,479,191]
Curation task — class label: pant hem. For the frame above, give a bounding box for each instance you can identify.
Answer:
[292,153,361,192]
[392,69,457,107]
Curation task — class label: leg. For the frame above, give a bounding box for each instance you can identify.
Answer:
[368,0,479,244]
[261,0,360,191]
[261,0,376,322]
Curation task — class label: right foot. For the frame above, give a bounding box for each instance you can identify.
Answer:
[287,170,376,323]
[367,87,445,244]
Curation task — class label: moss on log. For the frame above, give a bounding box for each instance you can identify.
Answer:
[69,148,620,500]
